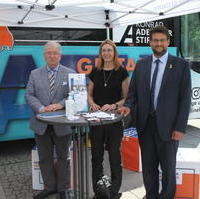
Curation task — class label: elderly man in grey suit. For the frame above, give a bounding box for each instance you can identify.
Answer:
[26,41,74,199]
[119,26,191,199]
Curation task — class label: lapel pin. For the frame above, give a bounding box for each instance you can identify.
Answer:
[169,64,173,69]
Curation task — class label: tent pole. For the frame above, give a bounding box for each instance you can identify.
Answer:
[105,9,110,40]
[106,27,110,39]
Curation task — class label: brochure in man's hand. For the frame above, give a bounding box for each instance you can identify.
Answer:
[38,111,65,118]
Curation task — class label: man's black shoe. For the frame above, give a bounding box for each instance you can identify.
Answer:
[34,190,57,199]
[59,191,67,199]
[111,192,122,199]
[92,195,98,199]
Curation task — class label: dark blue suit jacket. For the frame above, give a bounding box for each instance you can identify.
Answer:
[125,54,191,141]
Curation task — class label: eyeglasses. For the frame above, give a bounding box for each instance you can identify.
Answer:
[45,51,60,56]
[102,49,114,53]
[151,38,168,43]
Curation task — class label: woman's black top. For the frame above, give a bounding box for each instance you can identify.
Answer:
[88,66,128,106]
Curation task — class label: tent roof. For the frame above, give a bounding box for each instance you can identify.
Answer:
[0,0,200,28]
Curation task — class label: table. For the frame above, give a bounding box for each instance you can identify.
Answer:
[37,110,122,199]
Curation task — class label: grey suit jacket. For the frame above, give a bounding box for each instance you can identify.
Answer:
[125,54,191,141]
[26,64,75,136]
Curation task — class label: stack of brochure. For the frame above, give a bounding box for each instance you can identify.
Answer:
[82,111,116,120]
[68,73,88,112]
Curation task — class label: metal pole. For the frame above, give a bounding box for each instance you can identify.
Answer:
[72,127,77,199]
[106,27,110,39]
[77,127,82,198]
[85,126,89,199]
[80,127,85,198]
[105,10,110,40]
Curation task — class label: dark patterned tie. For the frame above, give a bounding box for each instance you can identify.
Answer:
[150,59,160,113]
[49,70,55,95]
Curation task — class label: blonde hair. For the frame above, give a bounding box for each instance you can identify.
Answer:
[96,39,121,70]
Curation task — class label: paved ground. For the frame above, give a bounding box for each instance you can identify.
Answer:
[0,119,199,199]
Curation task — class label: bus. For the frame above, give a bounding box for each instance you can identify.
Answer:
[0,13,199,141]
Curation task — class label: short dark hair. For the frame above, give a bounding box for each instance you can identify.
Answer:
[149,26,170,40]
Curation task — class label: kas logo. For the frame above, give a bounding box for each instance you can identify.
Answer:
[113,21,173,46]
[0,26,14,51]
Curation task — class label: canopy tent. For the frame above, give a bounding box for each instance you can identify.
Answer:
[0,0,200,29]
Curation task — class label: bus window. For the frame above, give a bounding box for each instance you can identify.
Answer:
[9,27,107,46]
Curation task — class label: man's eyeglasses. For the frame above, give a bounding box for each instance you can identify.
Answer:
[45,51,60,56]
[151,38,168,43]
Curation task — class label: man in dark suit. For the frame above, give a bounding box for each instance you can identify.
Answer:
[26,41,75,199]
[118,26,191,199]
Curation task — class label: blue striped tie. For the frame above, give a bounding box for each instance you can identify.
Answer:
[49,70,55,95]
[150,59,160,113]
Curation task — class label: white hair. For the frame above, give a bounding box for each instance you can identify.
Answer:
[44,41,62,53]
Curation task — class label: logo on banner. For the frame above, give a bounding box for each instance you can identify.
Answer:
[192,87,200,100]
[0,26,14,51]
[61,55,136,74]
[113,20,174,46]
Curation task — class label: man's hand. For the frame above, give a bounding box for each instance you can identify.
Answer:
[52,104,63,111]
[117,106,130,116]
[43,104,63,112]
[171,130,185,141]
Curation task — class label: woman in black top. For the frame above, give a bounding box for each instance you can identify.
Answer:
[88,39,129,199]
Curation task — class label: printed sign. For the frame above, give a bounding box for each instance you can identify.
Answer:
[189,69,200,119]
[113,18,177,46]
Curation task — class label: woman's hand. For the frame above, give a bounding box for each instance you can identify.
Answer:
[90,103,101,111]
[101,104,116,111]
